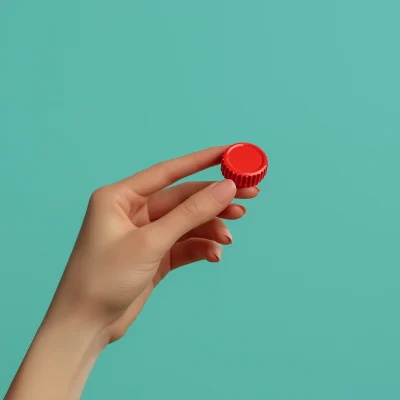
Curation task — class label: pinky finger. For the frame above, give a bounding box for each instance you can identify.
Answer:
[170,238,222,270]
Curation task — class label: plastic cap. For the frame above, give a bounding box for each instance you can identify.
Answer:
[221,142,268,188]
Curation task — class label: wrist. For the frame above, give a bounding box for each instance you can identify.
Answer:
[6,301,110,400]
[40,304,110,354]
[42,296,112,345]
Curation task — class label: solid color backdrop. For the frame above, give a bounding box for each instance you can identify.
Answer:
[1,1,399,399]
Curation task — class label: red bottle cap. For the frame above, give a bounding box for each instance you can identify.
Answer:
[221,142,268,188]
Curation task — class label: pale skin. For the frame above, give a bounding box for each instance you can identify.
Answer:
[5,145,260,400]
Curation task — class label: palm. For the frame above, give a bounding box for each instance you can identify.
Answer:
[105,194,183,342]
[107,256,171,343]
[107,178,257,342]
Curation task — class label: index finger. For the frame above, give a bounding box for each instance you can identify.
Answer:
[119,145,229,196]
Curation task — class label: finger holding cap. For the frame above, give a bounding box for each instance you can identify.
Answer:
[119,145,229,196]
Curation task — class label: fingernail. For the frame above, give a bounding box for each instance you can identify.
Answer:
[222,229,232,244]
[213,247,222,262]
[212,180,236,204]
[238,205,247,214]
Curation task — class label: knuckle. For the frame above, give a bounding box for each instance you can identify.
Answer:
[155,161,179,186]
[182,198,200,218]
[150,164,168,188]
[89,186,113,205]
[109,326,127,343]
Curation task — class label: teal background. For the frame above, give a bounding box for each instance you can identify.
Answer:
[1,1,399,399]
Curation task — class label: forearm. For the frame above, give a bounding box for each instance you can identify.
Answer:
[5,307,109,400]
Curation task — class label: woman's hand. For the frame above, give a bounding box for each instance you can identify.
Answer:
[56,145,259,341]
[5,145,259,400]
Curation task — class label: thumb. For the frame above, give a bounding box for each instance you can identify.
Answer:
[149,179,237,249]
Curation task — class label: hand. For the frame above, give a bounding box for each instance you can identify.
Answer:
[5,145,260,400]
[48,145,260,342]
